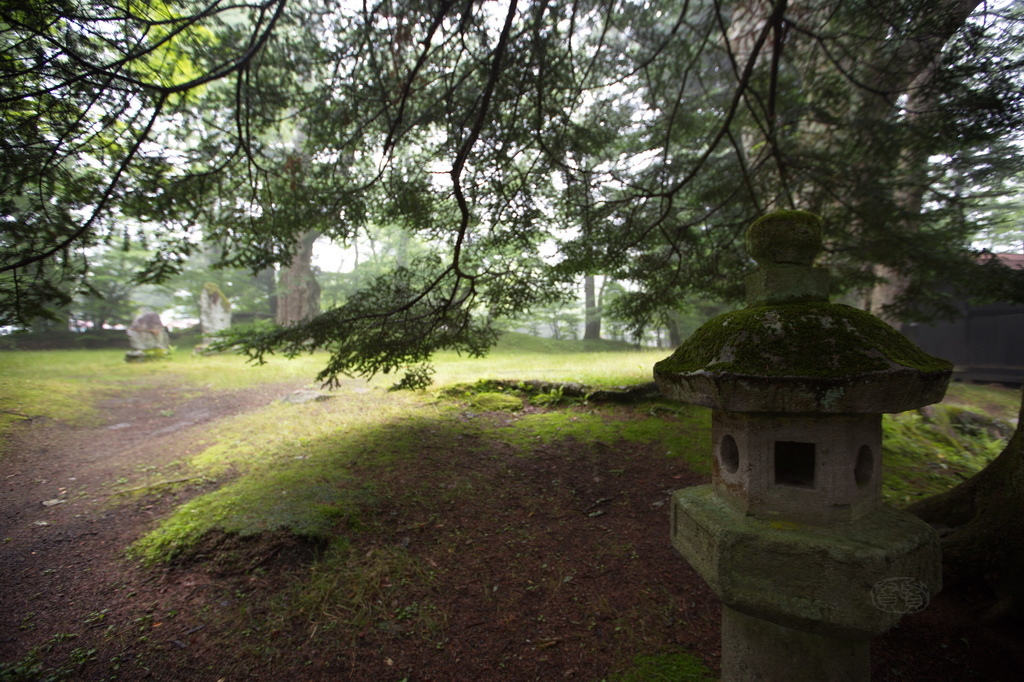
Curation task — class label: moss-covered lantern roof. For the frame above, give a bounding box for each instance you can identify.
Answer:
[653,211,952,413]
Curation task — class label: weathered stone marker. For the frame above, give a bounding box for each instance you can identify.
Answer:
[126,309,170,361]
[198,282,232,347]
[654,210,953,681]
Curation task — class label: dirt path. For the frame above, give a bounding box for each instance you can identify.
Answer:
[0,378,306,678]
[1,376,1022,681]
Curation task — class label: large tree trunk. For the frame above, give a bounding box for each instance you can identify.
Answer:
[729,0,980,318]
[583,275,601,341]
[907,388,1024,621]
[275,231,321,325]
[862,1,979,320]
[866,53,948,325]
[255,267,278,320]
[666,310,684,348]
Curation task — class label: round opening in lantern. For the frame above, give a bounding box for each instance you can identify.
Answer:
[720,435,740,474]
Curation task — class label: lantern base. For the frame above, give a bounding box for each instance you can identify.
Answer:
[721,605,869,682]
[670,485,941,638]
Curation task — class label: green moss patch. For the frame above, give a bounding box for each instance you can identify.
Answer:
[495,405,711,475]
[882,405,1008,506]
[469,392,523,411]
[610,648,717,681]
[655,302,952,379]
[128,391,447,565]
[129,465,365,564]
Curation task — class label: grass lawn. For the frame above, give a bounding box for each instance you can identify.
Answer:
[0,332,1018,680]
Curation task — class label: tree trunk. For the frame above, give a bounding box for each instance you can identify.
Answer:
[866,263,908,325]
[394,228,411,269]
[255,267,278,320]
[866,53,948,325]
[907,387,1024,621]
[275,231,321,325]
[667,311,683,348]
[584,275,601,341]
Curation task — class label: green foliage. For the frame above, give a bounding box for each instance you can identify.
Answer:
[388,364,436,392]
[71,246,153,330]
[160,248,275,320]
[515,300,585,341]
[7,0,1024,386]
[217,259,504,388]
[530,386,568,408]
[0,633,94,682]
[0,0,286,324]
[882,404,1011,505]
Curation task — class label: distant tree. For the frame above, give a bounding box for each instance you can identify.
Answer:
[161,245,276,321]
[72,247,152,331]
[0,0,285,325]
[583,275,602,341]
[7,0,1023,379]
[276,230,321,325]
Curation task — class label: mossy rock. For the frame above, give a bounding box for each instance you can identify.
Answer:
[202,281,231,309]
[469,392,523,412]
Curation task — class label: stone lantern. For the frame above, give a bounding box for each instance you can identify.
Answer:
[654,211,953,681]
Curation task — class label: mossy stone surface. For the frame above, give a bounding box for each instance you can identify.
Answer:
[653,302,952,413]
[745,210,823,267]
[202,281,231,310]
[656,210,952,413]
[745,266,829,306]
[655,302,950,379]
[671,485,942,638]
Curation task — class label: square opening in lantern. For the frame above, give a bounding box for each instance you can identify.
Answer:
[774,441,815,488]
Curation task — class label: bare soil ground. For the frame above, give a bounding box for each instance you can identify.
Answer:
[1,378,1022,681]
